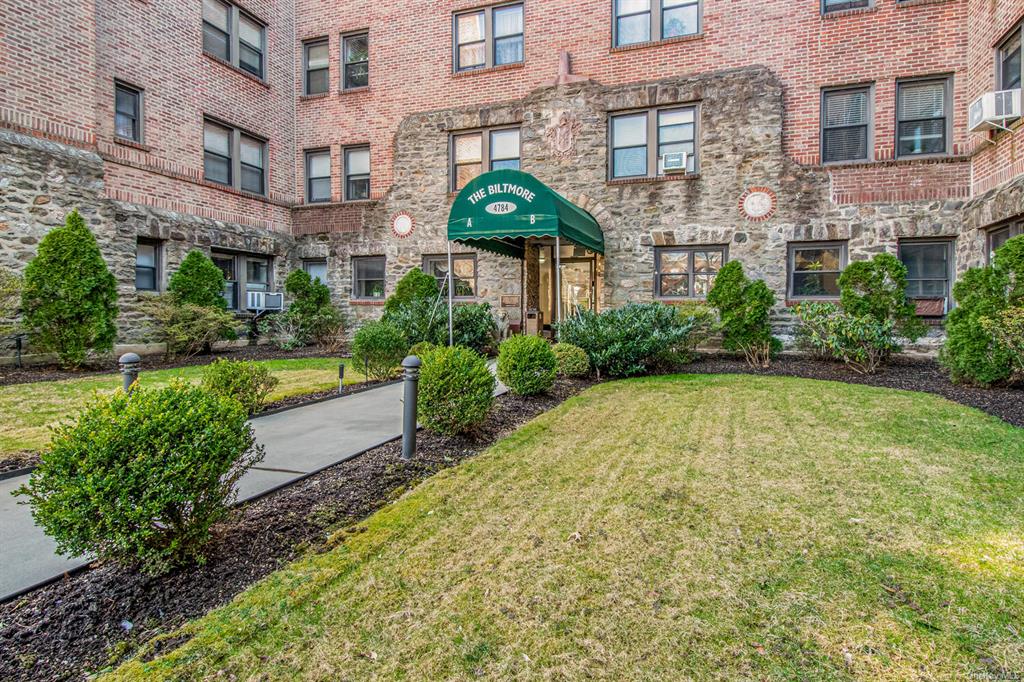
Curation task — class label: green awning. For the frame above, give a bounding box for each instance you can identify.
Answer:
[447,169,604,259]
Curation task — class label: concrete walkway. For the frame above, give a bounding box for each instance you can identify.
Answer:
[0,374,502,602]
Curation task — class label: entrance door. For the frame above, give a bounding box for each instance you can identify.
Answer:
[559,259,595,317]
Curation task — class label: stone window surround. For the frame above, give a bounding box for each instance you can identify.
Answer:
[652,244,727,300]
[452,1,525,73]
[895,74,953,160]
[352,255,386,300]
[202,0,267,81]
[423,253,478,300]
[611,0,702,49]
[786,240,848,301]
[448,125,522,192]
[987,220,1023,263]
[820,83,874,165]
[607,102,700,180]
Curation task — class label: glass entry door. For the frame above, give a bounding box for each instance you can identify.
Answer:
[559,259,595,317]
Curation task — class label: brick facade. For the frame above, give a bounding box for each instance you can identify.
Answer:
[1,0,1023,356]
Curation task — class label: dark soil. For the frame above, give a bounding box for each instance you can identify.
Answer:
[0,379,594,682]
[0,345,334,387]
[682,354,1024,428]
[0,452,37,476]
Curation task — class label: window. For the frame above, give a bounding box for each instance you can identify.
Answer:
[613,0,700,48]
[352,256,385,299]
[212,253,239,309]
[344,147,370,200]
[654,246,725,299]
[423,254,478,298]
[114,82,143,143]
[899,240,953,309]
[788,242,847,299]
[609,105,697,179]
[135,240,160,291]
[203,119,268,195]
[212,252,273,309]
[450,127,520,190]
[988,221,1024,263]
[821,86,871,163]
[896,77,951,157]
[305,149,331,203]
[304,39,329,95]
[343,33,369,89]
[822,0,870,13]
[998,24,1022,90]
[203,0,266,78]
[303,259,329,286]
[454,3,523,72]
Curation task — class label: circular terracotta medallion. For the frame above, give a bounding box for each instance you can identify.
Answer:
[738,187,777,222]
[391,212,415,238]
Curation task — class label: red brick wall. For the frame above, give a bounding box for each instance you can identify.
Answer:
[295,0,969,204]
[967,0,1024,196]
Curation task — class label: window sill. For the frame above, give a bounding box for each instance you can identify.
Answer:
[814,155,967,170]
[202,51,271,89]
[607,173,700,186]
[339,86,370,95]
[610,32,704,53]
[350,299,385,306]
[293,199,378,210]
[896,0,954,7]
[452,62,524,79]
[113,137,152,153]
[299,92,330,101]
[820,5,877,19]
[657,297,709,303]
[199,178,271,202]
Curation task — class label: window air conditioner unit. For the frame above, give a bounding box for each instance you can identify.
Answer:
[246,291,284,311]
[968,89,1021,132]
[661,151,689,173]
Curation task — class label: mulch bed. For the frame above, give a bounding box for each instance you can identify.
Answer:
[0,452,38,477]
[0,345,333,387]
[0,378,593,682]
[681,354,1024,428]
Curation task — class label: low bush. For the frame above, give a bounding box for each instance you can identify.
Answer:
[555,303,710,378]
[409,341,438,358]
[15,381,264,574]
[497,335,558,396]
[418,345,495,435]
[838,253,925,341]
[706,262,780,368]
[279,269,346,351]
[794,302,900,375]
[981,306,1024,379]
[385,296,446,348]
[20,210,119,368]
[552,342,589,377]
[142,295,240,360]
[168,250,228,309]
[453,302,498,355]
[384,268,439,316]
[257,312,306,351]
[200,358,280,415]
[351,320,408,382]
[0,266,21,338]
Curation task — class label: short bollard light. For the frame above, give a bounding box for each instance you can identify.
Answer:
[338,362,346,395]
[401,355,421,461]
[118,352,141,394]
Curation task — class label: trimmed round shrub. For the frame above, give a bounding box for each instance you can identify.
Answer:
[409,340,438,358]
[15,381,264,574]
[838,253,925,342]
[351,320,408,382]
[168,250,227,309]
[941,266,1014,386]
[706,261,780,368]
[383,267,439,315]
[497,335,557,396]
[20,209,119,368]
[452,302,498,354]
[418,345,495,435]
[552,342,589,377]
[200,358,280,415]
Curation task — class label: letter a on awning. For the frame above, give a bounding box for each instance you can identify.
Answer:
[446,169,604,258]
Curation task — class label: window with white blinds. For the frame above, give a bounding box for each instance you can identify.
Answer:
[821,86,870,163]
[896,78,950,157]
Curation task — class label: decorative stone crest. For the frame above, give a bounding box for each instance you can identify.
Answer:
[738,186,777,222]
[544,111,583,159]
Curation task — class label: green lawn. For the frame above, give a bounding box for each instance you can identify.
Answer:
[0,357,365,456]
[108,375,1023,681]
